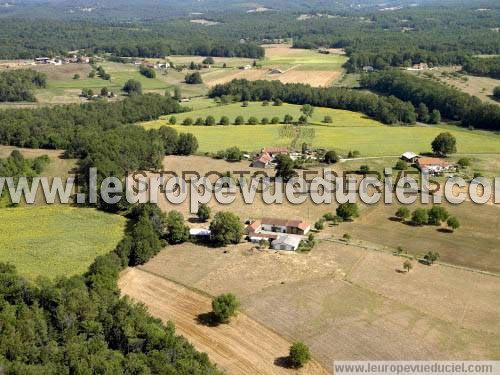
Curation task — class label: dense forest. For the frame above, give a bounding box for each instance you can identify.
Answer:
[0,69,47,102]
[209,79,418,125]
[360,71,500,130]
[0,4,498,65]
[462,56,500,79]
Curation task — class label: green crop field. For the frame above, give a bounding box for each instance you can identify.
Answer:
[142,100,500,155]
[260,46,347,71]
[0,206,126,279]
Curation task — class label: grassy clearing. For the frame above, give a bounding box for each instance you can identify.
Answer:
[260,45,347,71]
[139,242,500,365]
[408,67,500,105]
[0,206,126,279]
[142,100,500,155]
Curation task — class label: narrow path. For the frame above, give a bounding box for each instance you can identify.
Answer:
[119,268,329,375]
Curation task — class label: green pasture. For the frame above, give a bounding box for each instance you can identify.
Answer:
[141,100,500,155]
[0,206,126,279]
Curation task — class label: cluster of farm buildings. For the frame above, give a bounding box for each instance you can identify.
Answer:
[190,217,311,251]
[401,151,455,174]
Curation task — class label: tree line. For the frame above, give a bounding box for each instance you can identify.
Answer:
[462,56,500,79]
[360,70,500,130]
[0,69,47,102]
[0,94,199,211]
[209,79,418,125]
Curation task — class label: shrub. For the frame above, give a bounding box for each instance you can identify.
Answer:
[195,117,204,125]
[205,115,216,126]
[273,98,283,106]
[261,117,269,124]
[447,216,460,231]
[427,205,449,225]
[247,116,258,125]
[336,203,359,221]
[169,116,177,125]
[394,160,407,170]
[323,115,333,123]
[219,116,230,125]
[457,158,470,168]
[395,207,411,221]
[314,219,325,231]
[271,116,280,124]
[185,71,203,84]
[234,115,245,125]
[197,203,211,222]
[324,150,339,164]
[212,293,239,323]
[411,208,429,225]
[289,342,311,368]
[182,117,193,125]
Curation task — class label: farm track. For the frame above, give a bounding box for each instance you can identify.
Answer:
[119,267,329,375]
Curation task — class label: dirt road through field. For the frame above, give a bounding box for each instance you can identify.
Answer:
[119,267,328,375]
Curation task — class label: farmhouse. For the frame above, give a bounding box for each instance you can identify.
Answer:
[247,218,311,236]
[261,147,289,157]
[34,57,50,64]
[400,151,419,163]
[416,157,454,174]
[251,152,273,168]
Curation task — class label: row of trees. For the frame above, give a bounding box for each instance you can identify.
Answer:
[177,114,307,126]
[209,79,418,125]
[361,71,500,130]
[0,69,47,102]
[395,206,460,231]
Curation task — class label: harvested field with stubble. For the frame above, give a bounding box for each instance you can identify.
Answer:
[132,241,500,368]
[119,267,328,375]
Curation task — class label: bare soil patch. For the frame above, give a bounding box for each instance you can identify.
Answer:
[138,241,500,366]
[119,267,328,375]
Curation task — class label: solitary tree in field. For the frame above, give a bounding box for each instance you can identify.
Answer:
[395,207,411,221]
[323,115,333,123]
[403,260,413,273]
[431,132,456,156]
[424,251,440,264]
[289,342,311,368]
[169,116,177,125]
[447,216,460,232]
[212,293,239,323]
[197,203,211,222]
[336,203,360,221]
[202,56,215,65]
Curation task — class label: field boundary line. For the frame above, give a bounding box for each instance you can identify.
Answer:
[321,238,500,278]
[136,266,215,298]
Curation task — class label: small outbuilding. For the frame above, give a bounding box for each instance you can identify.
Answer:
[271,235,302,251]
[400,151,419,163]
